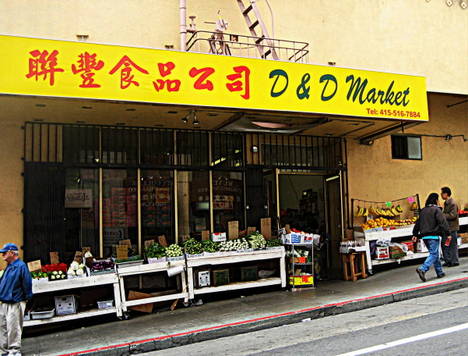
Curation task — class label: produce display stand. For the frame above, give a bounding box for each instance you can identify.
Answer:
[117,259,189,315]
[284,242,315,291]
[186,248,286,299]
[355,216,468,274]
[25,273,122,327]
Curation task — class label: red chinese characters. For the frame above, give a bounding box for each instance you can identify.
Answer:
[153,62,181,92]
[226,65,251,99]
[25,49,64,86]
[109,55,149,89]
[71,52,105,88]
[189,67,215,91]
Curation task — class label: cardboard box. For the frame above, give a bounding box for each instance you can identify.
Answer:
[240,266,258,282]
[401,241,415,252]
[55,295,78,316]
[289,275,314,286]
[195,270,211,288]
[390,245,406,259]
[212,269,230,286]
[375,246,390,260]
[127,291,154,313]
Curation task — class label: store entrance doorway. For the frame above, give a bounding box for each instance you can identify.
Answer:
[278,171,344,280]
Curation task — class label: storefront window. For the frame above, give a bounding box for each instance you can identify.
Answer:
[213,171,244,232]
[141,170,174,244]
[64,169,99,255]
[103,169,138,256]
[177,171,210,239]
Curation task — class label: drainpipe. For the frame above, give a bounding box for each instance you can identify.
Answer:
[180,0,187,51]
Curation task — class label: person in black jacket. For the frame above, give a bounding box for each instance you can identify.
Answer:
[412,193,450,282]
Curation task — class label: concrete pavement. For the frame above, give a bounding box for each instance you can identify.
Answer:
[23,257,468,355]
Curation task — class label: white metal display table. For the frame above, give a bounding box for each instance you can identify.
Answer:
[25,273,122,327]
[356,216,468,274]
[117,259,189,314]
[186,248,286,299]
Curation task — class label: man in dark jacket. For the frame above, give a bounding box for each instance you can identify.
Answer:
[441,187,460,267]
[412,193,450,282]
[0,243,32,356]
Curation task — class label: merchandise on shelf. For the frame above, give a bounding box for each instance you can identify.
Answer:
[145,242,166,259]
[184,238,204,255]
[166,244,183,257]
[201,240,219,253]
[361,217,418,231]
[218,238,249,252]
[246,232,266,249]
[67,261,86,278]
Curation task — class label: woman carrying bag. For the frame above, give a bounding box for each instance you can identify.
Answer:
[412,193,450,282]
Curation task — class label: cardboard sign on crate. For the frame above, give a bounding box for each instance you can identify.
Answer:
[116,245,129,260]
[144,239,155,249]
[27,260,42,272]
[201,230,210,241]
[119,239,131,247]
[157,235,168,247]
[247,226,257,234]
[261,218,272,239]
[49,251,60,265]
[228,221,239,240]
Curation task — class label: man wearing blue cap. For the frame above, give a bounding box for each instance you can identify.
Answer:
[0,243,32,356]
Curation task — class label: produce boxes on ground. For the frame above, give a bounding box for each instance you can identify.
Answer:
[127,291,154,313]
[212,269,230,286]
[55,295,78,316]
[375,246,390,260]
[289,275,314,286]
[401,241,415,252]
[97,300,114,309]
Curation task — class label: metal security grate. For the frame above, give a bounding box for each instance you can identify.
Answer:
[24,122,344,171]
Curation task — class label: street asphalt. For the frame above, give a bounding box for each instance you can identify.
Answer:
[147,289,468,356]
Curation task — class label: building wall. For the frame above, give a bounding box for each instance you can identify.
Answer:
[347,93,468,215]
[0,0,466,94]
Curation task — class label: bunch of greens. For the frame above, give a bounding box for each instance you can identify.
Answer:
[266,238,282,247]
[202,240,219,253]
[247,232,267,249]
[183,238,203,255]
[166,244,183,257]
[146,243,166,259]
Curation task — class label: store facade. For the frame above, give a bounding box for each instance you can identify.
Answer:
[0,33,434,277]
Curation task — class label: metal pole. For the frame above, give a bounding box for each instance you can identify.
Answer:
[179,0,187,51]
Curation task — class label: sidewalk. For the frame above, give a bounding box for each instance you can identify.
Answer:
[24,258,468,356]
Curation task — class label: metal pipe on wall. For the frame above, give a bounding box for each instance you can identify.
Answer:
[179,0,187,51]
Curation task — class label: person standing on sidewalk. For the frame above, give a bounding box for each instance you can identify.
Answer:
[412,193,450,282]
[441,187,460,267]
[0,243,32,356]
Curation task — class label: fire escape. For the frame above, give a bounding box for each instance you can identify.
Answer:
[185,0,309,63]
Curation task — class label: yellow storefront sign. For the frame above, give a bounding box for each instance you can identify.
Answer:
[0,35,428,121]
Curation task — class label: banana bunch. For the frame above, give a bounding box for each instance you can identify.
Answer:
[355,206,369,217]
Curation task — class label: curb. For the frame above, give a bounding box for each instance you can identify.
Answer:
[60,276,468,356]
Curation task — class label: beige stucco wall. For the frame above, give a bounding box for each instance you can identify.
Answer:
[347,93,468,212]
[0,0,466,94]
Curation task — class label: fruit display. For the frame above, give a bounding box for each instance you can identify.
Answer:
[145,243,166,259]
[361,217,418,231]
[183,238,204,255]
[166,244,183,257]
[246,232,266,249]
[42,263,68,273]
[218,238,250,252]
[355,205,404,218]
[201,240,219,253]
[91,259,114,273]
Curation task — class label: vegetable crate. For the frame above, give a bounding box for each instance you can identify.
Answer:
[240,266,258,282]
[212,269,230,286]
[55,295,78,316]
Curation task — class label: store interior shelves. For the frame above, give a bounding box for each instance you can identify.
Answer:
[193,277,283,295]
[24,307,117,327]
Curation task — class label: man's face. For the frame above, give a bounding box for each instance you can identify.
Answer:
[1,251,14,263]
[441,192,449,201]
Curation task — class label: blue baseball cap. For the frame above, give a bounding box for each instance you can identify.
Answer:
[0,243,19,253]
